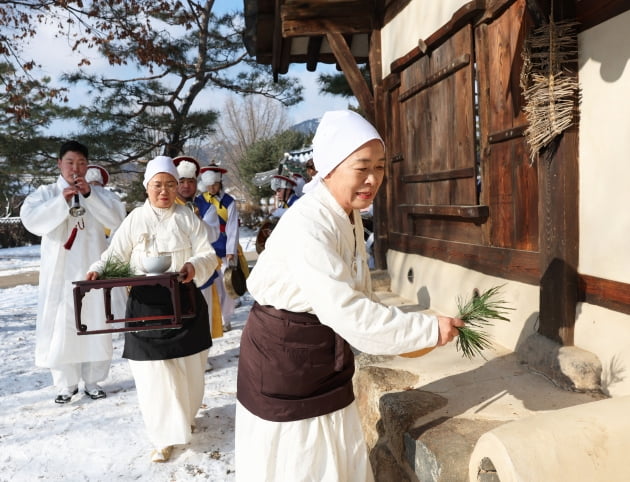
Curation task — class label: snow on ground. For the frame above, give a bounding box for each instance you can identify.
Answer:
[0,245,41,276]
[0,229,258,481]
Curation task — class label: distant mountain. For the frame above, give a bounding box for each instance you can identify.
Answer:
[290,118,320,135]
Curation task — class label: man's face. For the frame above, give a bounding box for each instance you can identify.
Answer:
[207,182,221,196]
[276,187,293,204]
[57,150,88,185]
[177,177,198,200]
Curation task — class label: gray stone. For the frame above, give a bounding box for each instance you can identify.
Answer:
[354,365,421,448]
[475,457,500,482]
[407,418,504,482]
[355,352,394,370]
[370,441,413,482]
[517,333,602,392]
[379,390,447,460]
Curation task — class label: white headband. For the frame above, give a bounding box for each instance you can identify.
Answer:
[143,156,179,188]
[86,167,104,185]
[303,110,384,193]
[201,170,222,187]
[176,160,198,179]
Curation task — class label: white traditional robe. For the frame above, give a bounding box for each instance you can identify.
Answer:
[93,200,217,285]
[20,176,126,368]
[89,200,218,449]
[237,181,439,481]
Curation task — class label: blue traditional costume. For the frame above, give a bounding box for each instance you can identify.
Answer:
[195,163,249,331]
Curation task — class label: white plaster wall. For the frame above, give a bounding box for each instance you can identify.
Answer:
[387,250,539,352]
[574,303,630,396]
[380,0,468,77]
[574,11,630,397]
[578,11,630,283]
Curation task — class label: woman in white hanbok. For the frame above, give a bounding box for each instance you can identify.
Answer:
[235,110,464,481]
[88,156,218,462]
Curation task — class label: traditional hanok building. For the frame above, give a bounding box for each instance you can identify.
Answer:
[243,1,630,479]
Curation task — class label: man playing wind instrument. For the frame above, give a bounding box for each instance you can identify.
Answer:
[20,140,126,404]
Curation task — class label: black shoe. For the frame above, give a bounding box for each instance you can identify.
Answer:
[55,388,79,404]
[84,388,107,400]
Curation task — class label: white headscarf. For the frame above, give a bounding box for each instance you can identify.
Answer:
[303,110,384,193]
[200,170,222,189]
[143,156,179,188]
[176,160,198,179]
[85,167,105,186]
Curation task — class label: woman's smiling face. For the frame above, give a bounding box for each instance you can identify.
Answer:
[146,173,178,209]
[323,139,385,215]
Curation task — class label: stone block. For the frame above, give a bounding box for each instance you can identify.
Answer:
[517,333,602,392]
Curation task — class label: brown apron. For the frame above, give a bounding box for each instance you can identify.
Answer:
[237,302,355,422]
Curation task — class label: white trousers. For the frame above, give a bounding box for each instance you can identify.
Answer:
[50,360,111,390]
[129,350,208,449]
[235,401,374,482]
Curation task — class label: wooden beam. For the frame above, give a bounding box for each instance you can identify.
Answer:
[278,36,292,74]
[271,0,282,81]
[326,31,375,122]
[389,232,540,285]
[579,275,630,316]
[306,36,324,71]
[281,1,374,21]
[403,167,476,183]
[400,204,489,219]
[283,17,373,37]
[281,0,374,36]
[576,0,630,31]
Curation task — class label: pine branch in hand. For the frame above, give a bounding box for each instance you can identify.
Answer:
[455,285,512,359]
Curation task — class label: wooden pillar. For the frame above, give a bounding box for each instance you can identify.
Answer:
[368,29,389,270]
[537,0,579,345]
[538,127,579,345]
[326,32,375,123]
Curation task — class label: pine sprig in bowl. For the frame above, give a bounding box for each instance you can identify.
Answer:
[456,285,513,359]
[100,255,134,280]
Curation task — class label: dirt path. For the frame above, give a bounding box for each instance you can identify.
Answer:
[0,270,39,289]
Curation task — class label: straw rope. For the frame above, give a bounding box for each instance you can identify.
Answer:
[521,16,579,163]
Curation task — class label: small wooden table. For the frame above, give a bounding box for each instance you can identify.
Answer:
[72,273,195,335]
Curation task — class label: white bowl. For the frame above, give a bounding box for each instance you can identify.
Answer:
[142,254,172,275]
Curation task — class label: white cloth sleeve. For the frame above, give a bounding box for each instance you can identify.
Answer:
[224,200,239,256]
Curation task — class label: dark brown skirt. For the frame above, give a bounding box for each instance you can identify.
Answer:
[122,283,212,361]
[237,302,355,422]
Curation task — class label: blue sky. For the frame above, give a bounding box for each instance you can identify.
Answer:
[22,2,351,133]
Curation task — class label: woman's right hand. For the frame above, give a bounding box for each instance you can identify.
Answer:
[436,316,465,346]
[86,271,99,281]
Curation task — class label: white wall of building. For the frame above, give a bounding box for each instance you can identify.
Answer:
[574,10,630,397]
[380,0,469,78]
[578,10,630,283]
